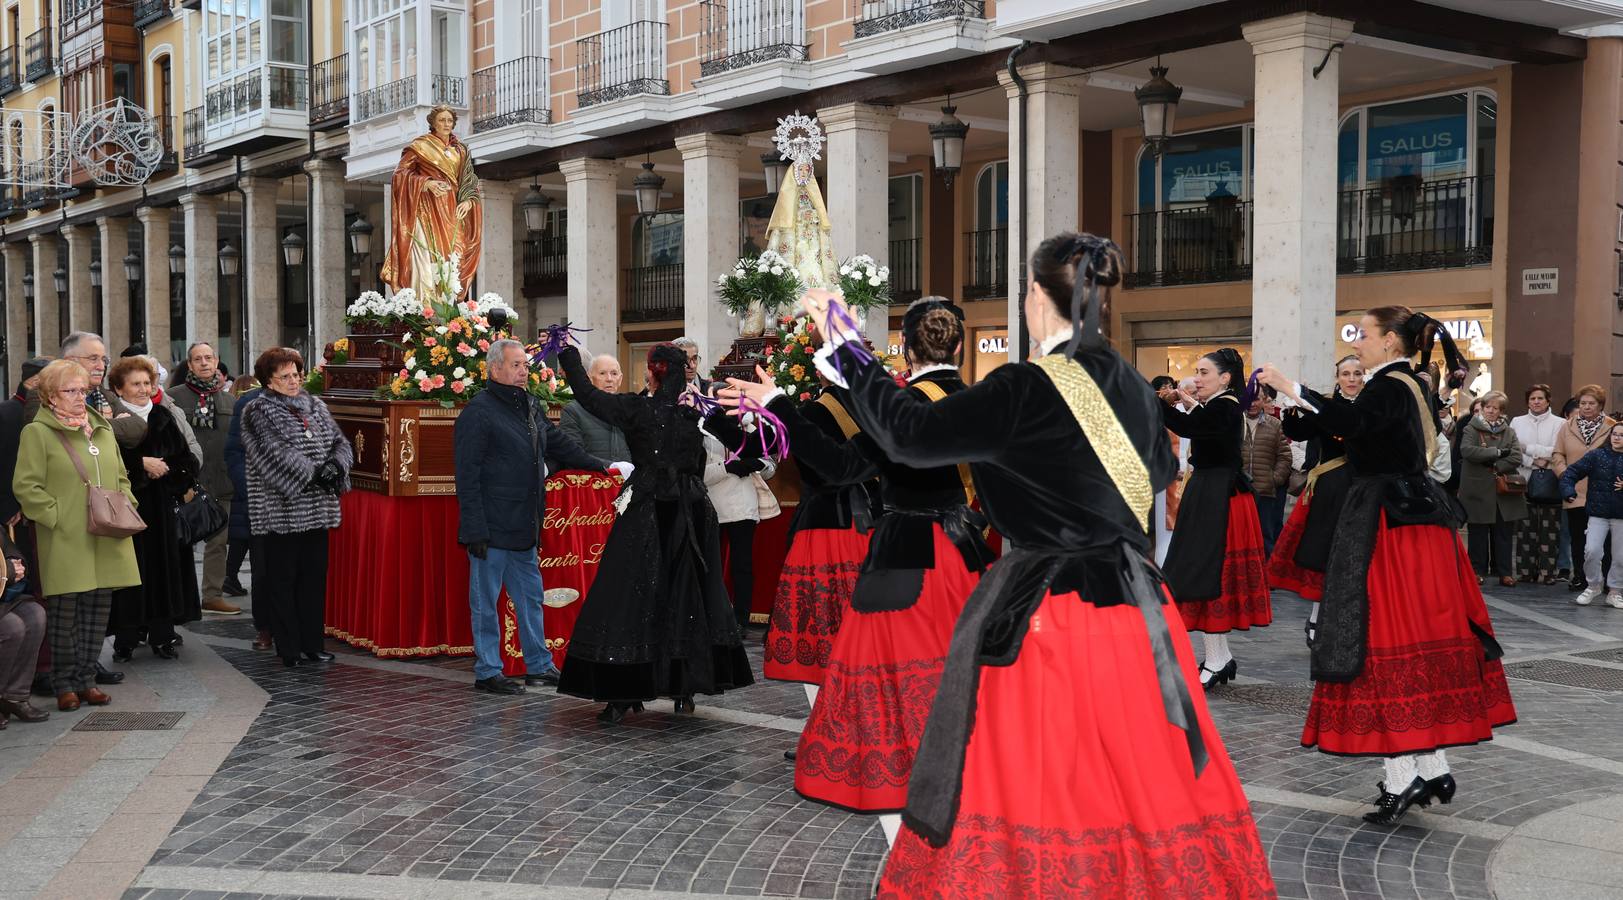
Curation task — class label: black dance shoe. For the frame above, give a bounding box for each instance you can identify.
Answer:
[597,703,629,723]
[95,663,125,685]
[783,750,797,761]
[152,642,180,660]
[282,657,299,669]
[301,651,336,663]
[1199,659,1238,689]
[1425,774,1457,805]
[1363,776,1432,825]
[674,696,696,714]
[111,647,135,664]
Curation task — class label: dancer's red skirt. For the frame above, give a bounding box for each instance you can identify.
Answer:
[879,591,1276,899]
[1174,493,1273,633]
[794,525,976,813]
[762,526,869,685]
[1268,495,1322,601]
[1302,515,1518,756]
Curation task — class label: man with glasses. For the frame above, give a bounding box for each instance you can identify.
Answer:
[169,342,242,615]
[59,333,144,447]
[671,336,712,396]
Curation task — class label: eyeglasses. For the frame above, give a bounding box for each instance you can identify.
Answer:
[57,388,88,398]
[67,354,111,367]
[270,371,304,383]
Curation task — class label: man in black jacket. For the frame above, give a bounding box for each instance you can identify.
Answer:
[455,339,627,695]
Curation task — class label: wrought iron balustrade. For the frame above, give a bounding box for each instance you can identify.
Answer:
[269,66,306,110]
[577,20,668,109]
[1124,200,1254,288]
[310,53,349,126]
[23,26,53,81]
[963,227,1006,299]
[699,0,808,77]
[182,106,206,162]
[432,74,465,107]
[1337,175,1493,274]
[623,263,684,321]
[889,238,921,303]
[854,0,984,38]
[472,57,551,132]
[355,75,415,122]
[523,233,567,294]
[133,0,171,28]
[0,46,18,96]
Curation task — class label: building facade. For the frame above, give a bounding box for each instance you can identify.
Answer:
[1,0,1620,408]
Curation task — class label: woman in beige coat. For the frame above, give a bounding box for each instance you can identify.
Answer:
[1554,384,1616,594]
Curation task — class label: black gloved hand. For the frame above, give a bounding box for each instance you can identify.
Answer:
[466,541,488,560]
[1498,447,1511,459]
[310,458,344,493]
[724,457,765,477]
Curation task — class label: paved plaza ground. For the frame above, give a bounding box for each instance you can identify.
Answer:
[7,568,1623,899]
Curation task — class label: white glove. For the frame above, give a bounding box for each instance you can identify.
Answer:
[609,461,635,479]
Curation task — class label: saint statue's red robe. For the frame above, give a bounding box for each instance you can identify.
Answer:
[380,131,482,300]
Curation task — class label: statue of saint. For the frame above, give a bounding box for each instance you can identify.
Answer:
[380,104,482,300]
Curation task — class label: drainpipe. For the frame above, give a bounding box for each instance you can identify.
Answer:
[1006,39,1031,362]
[304,6,316,360]
[231,155,247,376]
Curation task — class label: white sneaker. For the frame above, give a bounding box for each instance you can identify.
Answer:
[1609,591,1623,610]
[1576,586,1602,606]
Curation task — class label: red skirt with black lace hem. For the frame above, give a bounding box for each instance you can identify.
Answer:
[1301,515,1518,757]
[793,525,977,813]
[877,591,1275,899]
[1174,493,1273,633]
[762,526,870,685]
[1268,495,1323,601]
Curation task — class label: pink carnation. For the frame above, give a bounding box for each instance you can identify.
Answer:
[432,374,446,388]
[457,342,475,356]
[540,367,555,379]
[451,381,466,394]
[418,378,434,392]
[477,339,490,352]
[448,320,463,334]
[423,337,438,348]
[421,306,434,316]
[398,368,409,378]
[799,391,811,401]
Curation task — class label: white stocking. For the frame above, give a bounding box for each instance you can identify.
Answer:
[1382,754,1419,791]
[803,683,819,709]
[1308,603,1320,624]
[1201,633,1233,670]
[1415,750,1450,780]
[879,813,902,847]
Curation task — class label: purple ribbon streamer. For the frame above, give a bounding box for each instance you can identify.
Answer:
[531,322,592,362]
[686,390,789,463]
[825,303,877,367]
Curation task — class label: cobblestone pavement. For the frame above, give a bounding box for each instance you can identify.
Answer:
[10,576,1623,899]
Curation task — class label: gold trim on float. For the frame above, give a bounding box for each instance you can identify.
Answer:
[417,483,457,495]
[324,626,475,657]
[420,408,461,419]
[327,405,382,417]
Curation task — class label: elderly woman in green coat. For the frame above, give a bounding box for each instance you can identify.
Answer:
[1459,390,1528,587]
[11,360,140,711]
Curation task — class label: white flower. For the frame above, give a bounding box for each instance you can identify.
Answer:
[733,268,745,279]
[717,274,727,286]
[770,266,783,276]
[839,265,851,276]
[404,354,417,369]
[453,366,466,378]
[462,377,476,388]
[435,325,449,335]
[415,370,428,381]
[868,276,881,286]
[346,301,365,317]
[726,308,736,317]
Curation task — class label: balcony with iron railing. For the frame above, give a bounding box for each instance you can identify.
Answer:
[1123,175,1494,287]
[471,57,551,132]
[182,106,208,163]
[0,46,18,96]
[134,0,171,28]
[523,232,567,295]
[889,238,922,303]
[310,53,349,127]
[432,73,465,107]
[623,263,684,322]
[699,1,809,77]
[355,75,414,122]
[578,21,668,109]
[24,26,53,81]
[151,114,178,172]
[854,0,985,38]
[963,227,1007,300]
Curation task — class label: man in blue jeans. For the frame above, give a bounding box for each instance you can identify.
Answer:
[454,339,630,695]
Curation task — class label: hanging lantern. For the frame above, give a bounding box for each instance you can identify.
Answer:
[52,266,66,294]
[168,243,185,276]
[218,242,240,277]
[929,103,970,189]
[281,230,306,267]
[123,252,142,282]
[521,182,551,234]
[348,215,374,257]
[1388,172,1423,225]
[761,151,788,196]
[21,273,32,300]
[1135,63,1183,158]
[88,260,102,288]
[633,160,665,218]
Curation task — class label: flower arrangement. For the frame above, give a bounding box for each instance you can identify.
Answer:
[379,256,521,405]
[345,289,431,330]
[716,249,803,318]
[836,254,891,312]
[763,313,821,403]
[522,344,575,405]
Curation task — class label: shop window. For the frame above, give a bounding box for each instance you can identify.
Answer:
[632,212,683,267]
[974,161,1008,229]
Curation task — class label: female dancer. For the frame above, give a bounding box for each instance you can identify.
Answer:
[1158,349,1272,686]
[554,342,756,722]
[1270,355,1363,618]
[727,298,990,845]
[733,239,1273,897]
[1259,306,1517,824]
[760,378,874,703]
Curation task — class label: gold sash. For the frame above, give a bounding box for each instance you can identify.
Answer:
[815,392,861,440]
[910,380,977,508]
[1386,370,1439,466]
[1303,456,1346,497]
[1033,355,1152,533]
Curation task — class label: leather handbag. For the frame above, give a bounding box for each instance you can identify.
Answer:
[53,430,146,538]
[1495,473,1527,496]
[174,484,228,545]
[1526,467,1562,505]
[751,473,781,520]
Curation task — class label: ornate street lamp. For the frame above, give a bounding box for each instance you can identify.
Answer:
[281,230,306,267]
[929,100,970,189]
[521,181,551,235]
[633,160,665,218]
[218,241,239,277]
[761,151,788,196]
[1135,62,1184,158]
[88,260,102,289]
[347,215,373,257]
[123,252,141,283]
[168,243,185,276]
[21,273,32,300]
[52,266,66,294]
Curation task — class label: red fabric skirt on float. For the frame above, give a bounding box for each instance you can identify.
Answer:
[1175,493,1273,633]
[794,525,977,813]
[762,526,869,685]
[879,592,1276,899]
[1268,495,1322,601]
[1302,515,1518,756]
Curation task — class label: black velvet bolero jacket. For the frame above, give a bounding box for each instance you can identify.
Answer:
[1161,390,1244,472]
[1296,362,1432,477]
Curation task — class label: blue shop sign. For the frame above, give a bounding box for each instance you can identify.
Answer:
[1365,114,1467,177]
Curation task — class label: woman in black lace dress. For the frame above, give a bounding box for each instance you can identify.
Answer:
[554,342,755,722]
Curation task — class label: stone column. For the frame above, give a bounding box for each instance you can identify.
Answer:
[240,176,283,359]
[676,132,745,368]
[819,103,896,345]
[479,179,520,309]
[181,193,219,347]
[98,217,133,353]
[1244,13,1353,386]
[136,207,173,363]
[3,243,28,384]
[305,159,348,352]
[28,234,60,355]
[64,225,94,335]
[560,158,621,360]
[999,63,1083,362]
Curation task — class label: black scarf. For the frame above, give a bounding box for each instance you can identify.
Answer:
[184,371,226,429]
